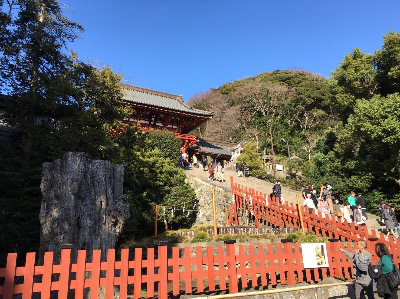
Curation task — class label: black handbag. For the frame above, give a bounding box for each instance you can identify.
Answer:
[369,263,383,279]
[386,264,400,290]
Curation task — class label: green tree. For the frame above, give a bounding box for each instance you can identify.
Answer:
[375,31,400,95]
[330,49,377,121]
[146,130,181,163]
[114,130,196,240]
[237,140,263,173]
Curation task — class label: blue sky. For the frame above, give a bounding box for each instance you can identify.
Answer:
[62,0,400,100]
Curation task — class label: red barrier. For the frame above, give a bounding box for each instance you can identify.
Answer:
[228,177,400,248]
[0,240,398,298]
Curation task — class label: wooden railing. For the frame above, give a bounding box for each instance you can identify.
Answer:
[2,240,398,299]
[228,176,400,246]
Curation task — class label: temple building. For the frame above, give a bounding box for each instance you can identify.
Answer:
[121,84,213,149]
[188,138,238,162]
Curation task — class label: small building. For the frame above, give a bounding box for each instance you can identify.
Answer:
[121,84,213,149]
[188,138,238,164]
[262,155,286,178]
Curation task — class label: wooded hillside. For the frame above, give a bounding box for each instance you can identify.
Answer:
[188,32,400,215]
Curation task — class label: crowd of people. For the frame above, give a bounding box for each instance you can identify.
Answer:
[271,182,400,240]
[300,184,362,222]
[183,153,226,183]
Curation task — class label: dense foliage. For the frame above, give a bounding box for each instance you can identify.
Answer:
[0,0,195,261]
[189,32,400,214]
[113,129,196,242]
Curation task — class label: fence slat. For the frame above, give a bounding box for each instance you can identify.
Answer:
[105,249,115,299]
[59,249,71,298]
[284,243,296,285]
[181,246,192,294]
[248,244,257,288]
[22,252,35,299]
[40,252,54,299]
[237,245,248,289]
[158,245,168,299]
[119,249,129,299]
[194,246,204,293]
[170,247,180,296]
[2,253,17,299]
[206,246,216,291]
[133,248,143,299]
[74,250,86,299]
[145,248,155,298]
[90,250,101,299]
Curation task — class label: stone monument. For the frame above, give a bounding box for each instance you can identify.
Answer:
[39,152,129,260]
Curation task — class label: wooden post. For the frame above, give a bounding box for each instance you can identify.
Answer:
[154,204,159,238]
[296,194,305,235]
[212,189,218,238]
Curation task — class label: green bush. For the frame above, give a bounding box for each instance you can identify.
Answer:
[145,130,181,163]
[192,232,212,243]
[236,141,263,172]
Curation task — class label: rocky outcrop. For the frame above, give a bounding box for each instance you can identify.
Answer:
[39,152,129,260]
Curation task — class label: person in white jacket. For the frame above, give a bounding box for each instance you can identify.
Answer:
[304,194,316,214]
[340,203,353,225]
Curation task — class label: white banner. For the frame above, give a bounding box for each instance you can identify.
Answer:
[301,243,329,268]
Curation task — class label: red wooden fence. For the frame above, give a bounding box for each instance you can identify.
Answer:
[1,239,398,299]
[228,176,400,247]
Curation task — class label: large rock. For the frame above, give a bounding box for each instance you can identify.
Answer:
[39,152,129,260]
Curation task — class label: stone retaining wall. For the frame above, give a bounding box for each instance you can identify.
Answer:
[180,278,351,299]
[186,174,231,226]
[172,226,301,238]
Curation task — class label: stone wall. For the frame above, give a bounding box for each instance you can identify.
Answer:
[186,174,231,226]
[181,278,351,299]
[171,227,301,238]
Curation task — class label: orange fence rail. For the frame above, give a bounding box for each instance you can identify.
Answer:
[228,177,400,247]
[1,239,399,299]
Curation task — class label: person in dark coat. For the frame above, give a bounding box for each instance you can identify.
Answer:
[357,193,367,219]
[391,205,400,237]
[384,205,398,239]
[369,242,398,298]
[243,163,249,177]
[272,181,282,197]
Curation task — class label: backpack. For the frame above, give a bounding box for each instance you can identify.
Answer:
[386,263,400,290]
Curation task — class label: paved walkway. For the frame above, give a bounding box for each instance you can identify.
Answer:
[184,166,384,231]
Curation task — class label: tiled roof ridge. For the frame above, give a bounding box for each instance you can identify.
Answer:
[200,138,238,147]
[121,84,213,116]
[121,84,181,101]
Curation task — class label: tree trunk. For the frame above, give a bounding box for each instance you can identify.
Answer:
[269,122,277,179]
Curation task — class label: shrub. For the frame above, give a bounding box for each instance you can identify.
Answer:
[192,232,212,243]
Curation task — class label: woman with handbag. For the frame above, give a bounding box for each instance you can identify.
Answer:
[369,243,399,298]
